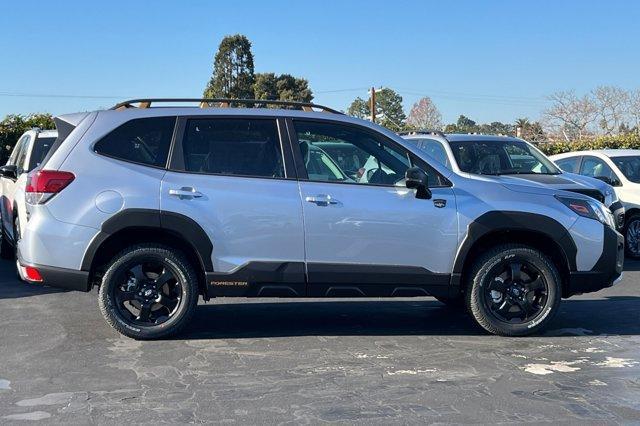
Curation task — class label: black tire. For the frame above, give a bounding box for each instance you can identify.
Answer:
[624,214,640,259]
[0,223,13,260]
[434,295,465,308]
[98,244,199,340]
[465,244,561,336]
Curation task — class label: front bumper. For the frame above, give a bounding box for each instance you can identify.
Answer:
[609,201,625,230]
[567,225,624,296]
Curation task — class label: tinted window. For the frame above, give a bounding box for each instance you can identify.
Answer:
[182,118,284,178]
[580,156,617,181]
[8,136,28,166]
[294,120,410,186]
[15,136,31,172]
[448,139,560,175]
[611,156,640,183]
[94,117,175,167]
[28,137,55,171]
[555,157,580,173]
[415,139,450,168]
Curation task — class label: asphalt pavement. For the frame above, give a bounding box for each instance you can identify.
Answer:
[0,259,639,424]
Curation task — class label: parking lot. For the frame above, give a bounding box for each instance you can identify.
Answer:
[0,258,638,424]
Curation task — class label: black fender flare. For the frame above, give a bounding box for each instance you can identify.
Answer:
[452,211,578,278]
[81,208,213,272]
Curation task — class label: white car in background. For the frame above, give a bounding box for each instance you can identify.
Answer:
[550,149,640,258]
[0,128,57,259]
[400,131,625,229]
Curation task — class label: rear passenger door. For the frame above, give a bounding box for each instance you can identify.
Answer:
[162,116,305,296]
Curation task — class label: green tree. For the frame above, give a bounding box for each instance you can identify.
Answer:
[203,34,255,99]
[347,97,369,119]
[347,88,406,131]
[253,73,278,101]
[445,115,478,133]
[0,113,55,163]
[254,73,314,103]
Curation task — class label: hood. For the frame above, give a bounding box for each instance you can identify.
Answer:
[476,172,606,201]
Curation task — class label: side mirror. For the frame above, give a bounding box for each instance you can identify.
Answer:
[405,167,432,200]
[0,164,17,180]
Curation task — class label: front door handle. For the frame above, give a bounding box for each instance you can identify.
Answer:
[305,194,340,206]
[169,187,203,200]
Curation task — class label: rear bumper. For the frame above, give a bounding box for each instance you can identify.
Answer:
[18,255,90,292]
[567,225,624,296]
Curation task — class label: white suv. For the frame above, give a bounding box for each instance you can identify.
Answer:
[551,149,640,258]
[16,99,623,339]
[0,128,56,259]
[401,131,625,231]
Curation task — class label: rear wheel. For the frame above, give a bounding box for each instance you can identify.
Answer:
[624,214,640,259]
[98,244,199,340]
[466,244,561,336]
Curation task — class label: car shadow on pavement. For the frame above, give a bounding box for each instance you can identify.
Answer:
[623,259,640,271]
[0,261,69,299]
[180,296,640,339]
[0,277,69,299]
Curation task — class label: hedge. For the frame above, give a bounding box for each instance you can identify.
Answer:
[537,133,640,156]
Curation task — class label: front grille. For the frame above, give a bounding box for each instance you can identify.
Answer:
[566,188,605,204]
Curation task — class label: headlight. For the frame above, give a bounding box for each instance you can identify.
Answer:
[555,195,616,228]
[603,187,618,206]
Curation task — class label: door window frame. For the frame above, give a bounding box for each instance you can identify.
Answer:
[285,117,451,188]
[168,115,297,180]
[580,155,621,183]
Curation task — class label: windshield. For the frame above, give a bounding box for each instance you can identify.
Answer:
[448,139,560,175]
[611,156,640,183]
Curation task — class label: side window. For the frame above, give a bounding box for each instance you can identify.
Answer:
[94,117,175,167]
[293,120,411,186]
[417,139,450,168]
[580,156,616,180]
[8,136,28,166]
[27,137,56,171]
[555,157,580,173]
[15,136,31,173]
[181,118,284,178]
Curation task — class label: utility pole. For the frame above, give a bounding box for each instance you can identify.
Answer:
[370,87,376,124]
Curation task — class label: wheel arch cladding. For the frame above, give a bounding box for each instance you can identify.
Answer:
[452,211,577,291]
[82,209,214,289]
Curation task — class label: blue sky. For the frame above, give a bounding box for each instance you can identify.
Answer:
[1,0,638,124]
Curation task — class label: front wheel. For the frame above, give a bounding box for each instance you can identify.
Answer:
[624,214,640,259]
[466,244,561,336]
[98,244,199,340]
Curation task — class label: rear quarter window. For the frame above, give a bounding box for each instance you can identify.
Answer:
[94,117,176,168]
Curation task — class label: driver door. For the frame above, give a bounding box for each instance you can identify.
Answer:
[288,119,458,297]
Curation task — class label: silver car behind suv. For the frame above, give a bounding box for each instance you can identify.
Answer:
[16,99,623,339]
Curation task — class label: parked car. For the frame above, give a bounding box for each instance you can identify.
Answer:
[550,149,640,258]
[16,99,623,339]
[0,128,56,259]
[401,131,625,231]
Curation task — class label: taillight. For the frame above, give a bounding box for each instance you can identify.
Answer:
[25,170,75,204]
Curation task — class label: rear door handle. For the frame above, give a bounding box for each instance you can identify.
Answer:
[305,194,340,206]
[169,187,203,200]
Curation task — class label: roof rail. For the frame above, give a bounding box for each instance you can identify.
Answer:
[397,129,446,138]
[110,98,343,114]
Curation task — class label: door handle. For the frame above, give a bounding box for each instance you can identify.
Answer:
[169,187,203,200]
[305,194,340,206]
